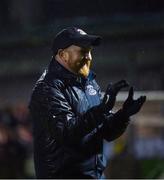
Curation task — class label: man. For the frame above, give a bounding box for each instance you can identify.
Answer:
[29,27,146,179]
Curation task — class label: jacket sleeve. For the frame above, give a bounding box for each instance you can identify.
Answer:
[94,80,130,142]
[29,81,106,145]
[101,110,130,142]
[79,110,130,145]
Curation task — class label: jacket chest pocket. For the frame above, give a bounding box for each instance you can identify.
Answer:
[70,85,100,114]
[71,86,89,114]
[85,84,101,108]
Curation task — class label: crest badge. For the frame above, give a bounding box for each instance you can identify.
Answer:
[87,85,97,95]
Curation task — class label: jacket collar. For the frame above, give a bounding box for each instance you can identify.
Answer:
[47,57,96,85]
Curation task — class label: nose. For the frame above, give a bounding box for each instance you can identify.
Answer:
[84,52,92,61]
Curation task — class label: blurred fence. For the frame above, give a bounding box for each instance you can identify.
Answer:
[104,91,164,179]
[0,90,164,178]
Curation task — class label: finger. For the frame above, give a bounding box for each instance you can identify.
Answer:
[102,94,109,105]
[141,96,146,102]
[142,96,146,102]
[115,80,129,92]
[135,96,146,111]
[127,86,134,101]
[121,79,129,87]
[106,83,113,91]
[117,80,129,88]
[138,96,146,105]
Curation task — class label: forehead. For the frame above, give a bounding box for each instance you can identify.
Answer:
[66,45,92,51]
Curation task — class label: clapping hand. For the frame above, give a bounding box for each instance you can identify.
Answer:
[122,87,146,117]
[101,80,129,113]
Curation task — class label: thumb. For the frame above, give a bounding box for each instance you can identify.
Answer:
[102,93,109,105]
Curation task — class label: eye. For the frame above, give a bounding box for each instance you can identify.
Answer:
[80,49,86,54]
[81,49,91,55]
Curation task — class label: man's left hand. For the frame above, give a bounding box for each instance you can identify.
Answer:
[122,87,146,117]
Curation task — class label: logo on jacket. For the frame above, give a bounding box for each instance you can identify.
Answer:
[86,85,97,95]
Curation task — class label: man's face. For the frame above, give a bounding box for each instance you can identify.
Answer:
[63,45,92,78]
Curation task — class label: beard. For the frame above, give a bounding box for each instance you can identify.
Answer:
[78,60,91,78]
[67,58,91,78]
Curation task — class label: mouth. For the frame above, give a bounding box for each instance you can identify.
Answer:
[79,59,91,71]
[79,59,90,67]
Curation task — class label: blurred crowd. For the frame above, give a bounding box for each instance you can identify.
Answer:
[104,122,164,178]
[0,102,164,178]
[0,103,34,178]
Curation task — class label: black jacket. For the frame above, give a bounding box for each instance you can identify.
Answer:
[29,58,129,179]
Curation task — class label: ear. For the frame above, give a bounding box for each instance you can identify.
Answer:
[58,49,69,62]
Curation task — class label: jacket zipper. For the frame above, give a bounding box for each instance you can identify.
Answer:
[84,81,99,178]
[95,154,98,178]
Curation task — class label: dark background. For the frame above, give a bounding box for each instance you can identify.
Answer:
[0,0,164,105]
[0,0,164,178]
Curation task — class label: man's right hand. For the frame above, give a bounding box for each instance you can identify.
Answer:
[101,80,129,113]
